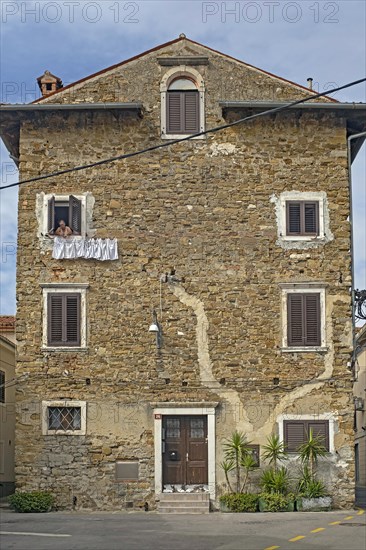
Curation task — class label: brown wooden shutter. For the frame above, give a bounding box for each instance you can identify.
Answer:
[284,421,305,452]
[284,420,329,452]
[167,91,199,134]
[308,421,329,451]
[184,91,199,133]
[48,293,81,346]
[288,293,321,347]
[304,202,319,235]
[287,294,304,346]
[48,294,63,345]
[66,294,80,345]
[69,195,82,235]
[167,92,183,133]
[304,294,321,346]
[47,196,55,234]
[286,202,301,235]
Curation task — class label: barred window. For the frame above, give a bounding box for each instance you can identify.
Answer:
[42,401,86,435]
[48,406,81,431]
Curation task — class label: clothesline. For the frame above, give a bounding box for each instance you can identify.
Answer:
[52,237,118,261]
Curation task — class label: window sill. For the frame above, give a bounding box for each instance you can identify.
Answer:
[281,236,325,242]
[161,133,205,140]
[41,347,88,352]
[281,346,328,353]
[44,430,86,436]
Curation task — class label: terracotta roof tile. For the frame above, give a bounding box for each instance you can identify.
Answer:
[0,315,16,331]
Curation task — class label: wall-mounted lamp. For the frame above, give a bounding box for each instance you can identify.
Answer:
[148,309,162,348]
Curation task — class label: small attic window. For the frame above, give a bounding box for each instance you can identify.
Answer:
[160,67,205,140]
[167,78,199,134]
[46,83,53,91]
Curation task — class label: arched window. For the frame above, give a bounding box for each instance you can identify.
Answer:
[166,78,199,134]
[160,67,205,139]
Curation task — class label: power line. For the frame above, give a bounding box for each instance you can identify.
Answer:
[1,77,365,191]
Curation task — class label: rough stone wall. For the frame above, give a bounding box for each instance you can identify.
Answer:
[14,39,353,510]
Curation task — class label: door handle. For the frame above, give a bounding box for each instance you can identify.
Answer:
[186,452,189,462]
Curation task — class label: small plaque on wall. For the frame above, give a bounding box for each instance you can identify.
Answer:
[115,461,139,481]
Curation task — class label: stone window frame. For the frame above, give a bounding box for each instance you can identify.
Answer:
[277,413,336,455]
[41,283,88,351]
[271,191,333,249]
[42,400,87,436]
[279,283,327,352]
[37,192,94,240]
[160,66,205,140]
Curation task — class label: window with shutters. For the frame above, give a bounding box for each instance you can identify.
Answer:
[160,67,205,139]
[48,195,82,235]
[47,293,80,346]
[37,193,89,240]
[286,201,319,236]
[280,284,327,351]
[42,400,86,435]
[278,414,335,455]
[283,420,330,452]
[273,191,332,247]
[42,284,88,349]
[167,78,199,134]
[287,293,321,347]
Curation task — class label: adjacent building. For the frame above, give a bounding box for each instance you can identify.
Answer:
[0,316,16,497]
[354,324,366,507]
[1,35,366,510]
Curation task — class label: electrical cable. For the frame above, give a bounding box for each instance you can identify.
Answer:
[1,77,365,191]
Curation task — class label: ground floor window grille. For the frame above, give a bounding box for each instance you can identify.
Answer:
[48,406,81,431]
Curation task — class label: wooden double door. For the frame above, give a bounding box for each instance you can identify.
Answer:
[162,415,208,486]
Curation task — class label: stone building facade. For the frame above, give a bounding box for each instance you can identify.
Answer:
[1,36,365,510]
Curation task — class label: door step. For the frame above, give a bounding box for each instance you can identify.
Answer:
[157,493,210,514]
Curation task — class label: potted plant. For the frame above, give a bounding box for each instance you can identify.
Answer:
[258,434,294,512]
[258,467,294,512]
[219,431,259,512]
[295,429,332,511]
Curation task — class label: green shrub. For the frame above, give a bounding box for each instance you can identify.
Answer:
[298,478,327,498]
[219,493,259,512]
[9,491,54,513]
[259,492,292,512]
[260,466,290,495]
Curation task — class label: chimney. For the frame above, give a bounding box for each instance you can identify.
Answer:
[37,70,63,97]
[307,77,313,90]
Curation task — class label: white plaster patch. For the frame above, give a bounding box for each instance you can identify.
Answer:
[209,143,236,156]
[169,283,253,434]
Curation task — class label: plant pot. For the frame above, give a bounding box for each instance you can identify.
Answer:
[296,496,332,512]
[259,497,294,512]
[219,501,231,513]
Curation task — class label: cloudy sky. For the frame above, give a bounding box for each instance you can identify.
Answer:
[0,0,365,314]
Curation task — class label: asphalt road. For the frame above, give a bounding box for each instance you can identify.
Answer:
[0,508,365,550]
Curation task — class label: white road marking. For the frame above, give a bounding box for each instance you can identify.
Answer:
[1,531,71,537]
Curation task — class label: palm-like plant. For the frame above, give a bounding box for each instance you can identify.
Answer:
[262,434,288,472]
[240,454,257,493]
[260,466,290,495]
[220,460,234,493]
[298,429,327,480]
[222,431,251,493]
